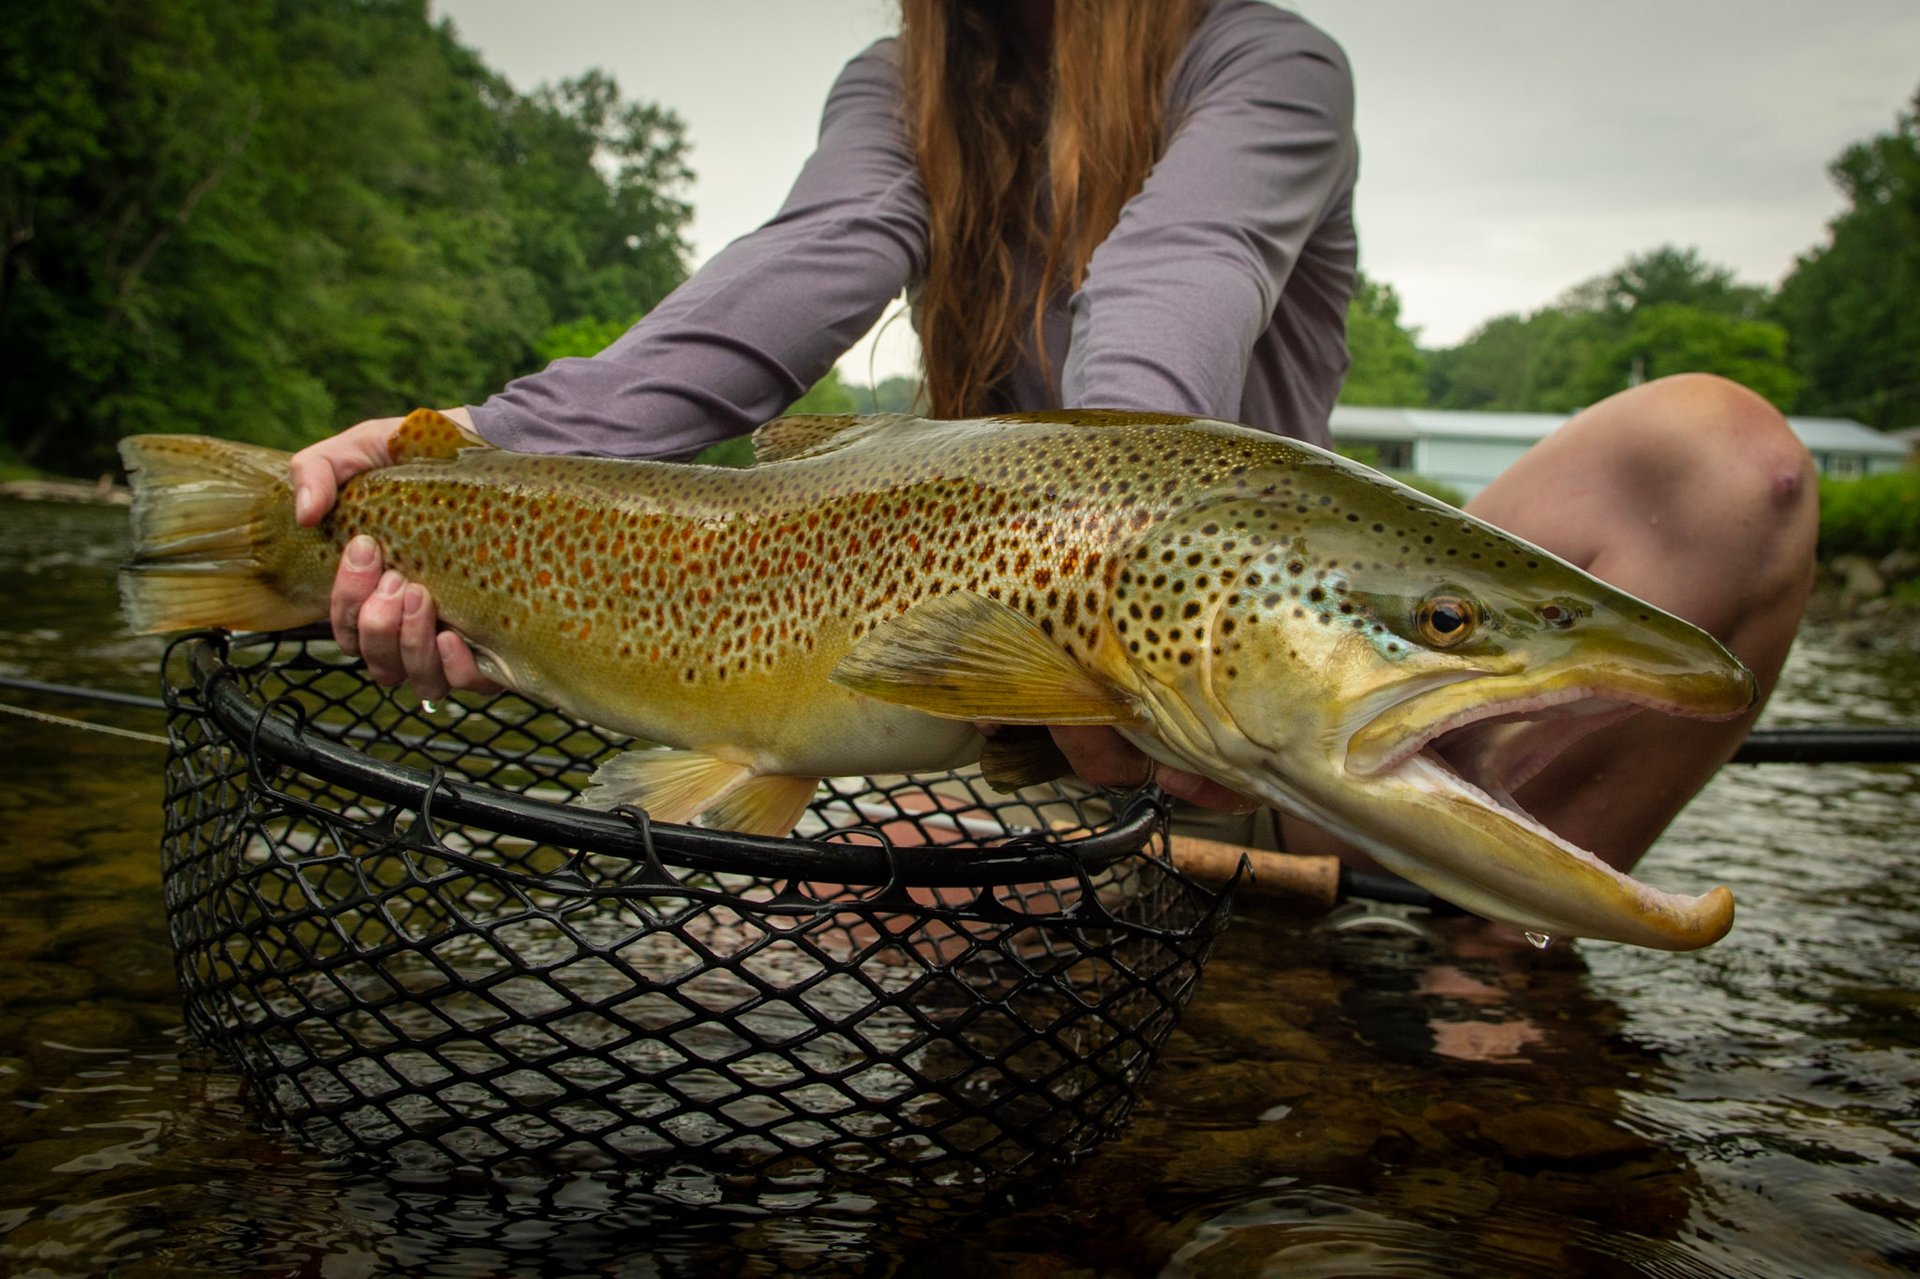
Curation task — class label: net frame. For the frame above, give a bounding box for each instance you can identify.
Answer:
[156,628,1233,1193]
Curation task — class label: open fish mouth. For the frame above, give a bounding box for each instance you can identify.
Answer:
[1339,671,1754,948]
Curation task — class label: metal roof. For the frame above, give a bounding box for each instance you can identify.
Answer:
[1329,406,1910,458]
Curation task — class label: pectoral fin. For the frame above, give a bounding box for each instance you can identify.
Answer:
[831,591,1137,725]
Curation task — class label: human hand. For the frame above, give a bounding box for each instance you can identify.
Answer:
[327,535,500,700]
[1047,725,1261,813]
[289,412,499,700]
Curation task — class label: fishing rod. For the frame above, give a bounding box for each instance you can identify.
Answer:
[6,671,1917,916]
[7,674,1920,765]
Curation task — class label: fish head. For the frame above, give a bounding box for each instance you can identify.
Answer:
[1109,453,1754,950]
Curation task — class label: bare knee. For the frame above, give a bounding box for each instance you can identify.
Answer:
[1647,373,1814,517]
[1563,375,1815,559]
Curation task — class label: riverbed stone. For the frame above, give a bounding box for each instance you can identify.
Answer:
[1831,554,1888,604]
[1468,1101,1656,1165]
[24,1002,139,1053]
[1879,548,1920,583]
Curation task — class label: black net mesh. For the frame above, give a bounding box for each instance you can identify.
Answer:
[157,629,1233,1195]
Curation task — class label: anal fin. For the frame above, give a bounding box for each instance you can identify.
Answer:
[703,774,822,838]
[579,748,819,837]
[581,748,751,822]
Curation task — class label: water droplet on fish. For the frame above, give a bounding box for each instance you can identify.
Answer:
[1524,931,1552,950]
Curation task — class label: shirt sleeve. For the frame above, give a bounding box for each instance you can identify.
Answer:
[1060,6,1358,419]
[469,41,926,459]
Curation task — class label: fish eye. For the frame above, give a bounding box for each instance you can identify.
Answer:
[1415,593,1479,647]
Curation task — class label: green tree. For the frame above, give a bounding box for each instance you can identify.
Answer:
[859,374,922,413]
[1429,311,1567,411]
[1339,272,1426,406]
[1575,304,1799,410]
[493,69,692,332]
[1426,246,1795,413]
[534,314,645,365]
[1606,245,1766,318]
[1774,88,1920,428]
[694,368,859,467]
[0,0,692,473]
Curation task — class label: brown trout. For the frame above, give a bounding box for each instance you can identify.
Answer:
[120,408,1754,949]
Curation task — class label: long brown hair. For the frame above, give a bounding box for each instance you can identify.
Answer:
[899,0,1202,417]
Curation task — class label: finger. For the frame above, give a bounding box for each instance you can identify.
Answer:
[398,585,449,702]
[1154,765,1262,815]
[356,570,408,686]
[289,417,404,527]
[289,454,338,528]
[436,631,503,694]
[329,536,384,656]
[1049,725,1155,790]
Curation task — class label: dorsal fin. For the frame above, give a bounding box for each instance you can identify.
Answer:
[388,408,493,464]
[988,409,1200,429]
[751,412,916,464]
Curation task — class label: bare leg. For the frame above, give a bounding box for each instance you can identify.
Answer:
[1282,374,1817,874]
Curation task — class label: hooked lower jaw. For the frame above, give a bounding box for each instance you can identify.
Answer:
[1337,672,1753,950]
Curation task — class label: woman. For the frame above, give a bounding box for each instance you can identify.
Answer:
[289,0,1817,879]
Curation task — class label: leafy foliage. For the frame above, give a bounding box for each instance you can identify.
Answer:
[0,0,691,473]
[859,375,923,414]
[1818,470,1920,557]
[1775,89,1920,429]
[1427,246,1797,413]
[694,369,859,468]
[1339,273,1426,406]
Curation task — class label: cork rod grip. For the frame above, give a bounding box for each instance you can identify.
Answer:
[1166,834,1342,909]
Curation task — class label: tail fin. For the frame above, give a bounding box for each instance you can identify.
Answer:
[119,435,327,634]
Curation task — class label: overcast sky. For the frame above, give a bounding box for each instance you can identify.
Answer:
[433,0,1920,382]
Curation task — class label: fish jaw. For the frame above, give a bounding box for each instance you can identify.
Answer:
[1351,753,1736,950]
[1344,654,1757,780]
[1323,657,1755,949]
[1130,667,1739,949]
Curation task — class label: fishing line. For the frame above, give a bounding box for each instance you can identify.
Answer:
[0,699,169,745]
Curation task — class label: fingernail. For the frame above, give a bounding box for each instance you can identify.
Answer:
[294,484,314,524]
[377,570,404,596]
[346,536,377,570]
[402,585,425,615]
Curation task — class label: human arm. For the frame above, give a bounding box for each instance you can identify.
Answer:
[1061,5,1359,428]
[297,42,927,692]
[1042,9,1358,807]
[467,41,926,458]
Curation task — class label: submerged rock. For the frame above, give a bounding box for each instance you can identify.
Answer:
[1831,554,1888,605]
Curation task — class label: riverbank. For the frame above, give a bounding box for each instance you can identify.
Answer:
[1,471,1913,646]
[0,476,128,505]
[1808,550,1920,651]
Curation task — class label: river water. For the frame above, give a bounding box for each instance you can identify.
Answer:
[1,495,1916,1276]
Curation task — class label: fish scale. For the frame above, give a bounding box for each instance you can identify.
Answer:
[119,408,1756,949]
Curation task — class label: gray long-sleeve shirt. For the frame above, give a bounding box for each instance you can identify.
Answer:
[469,0,1358,458]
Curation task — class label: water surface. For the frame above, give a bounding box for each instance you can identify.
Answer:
[1,497,1916,1275]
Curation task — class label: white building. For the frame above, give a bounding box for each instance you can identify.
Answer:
[1330,407,1911,501]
